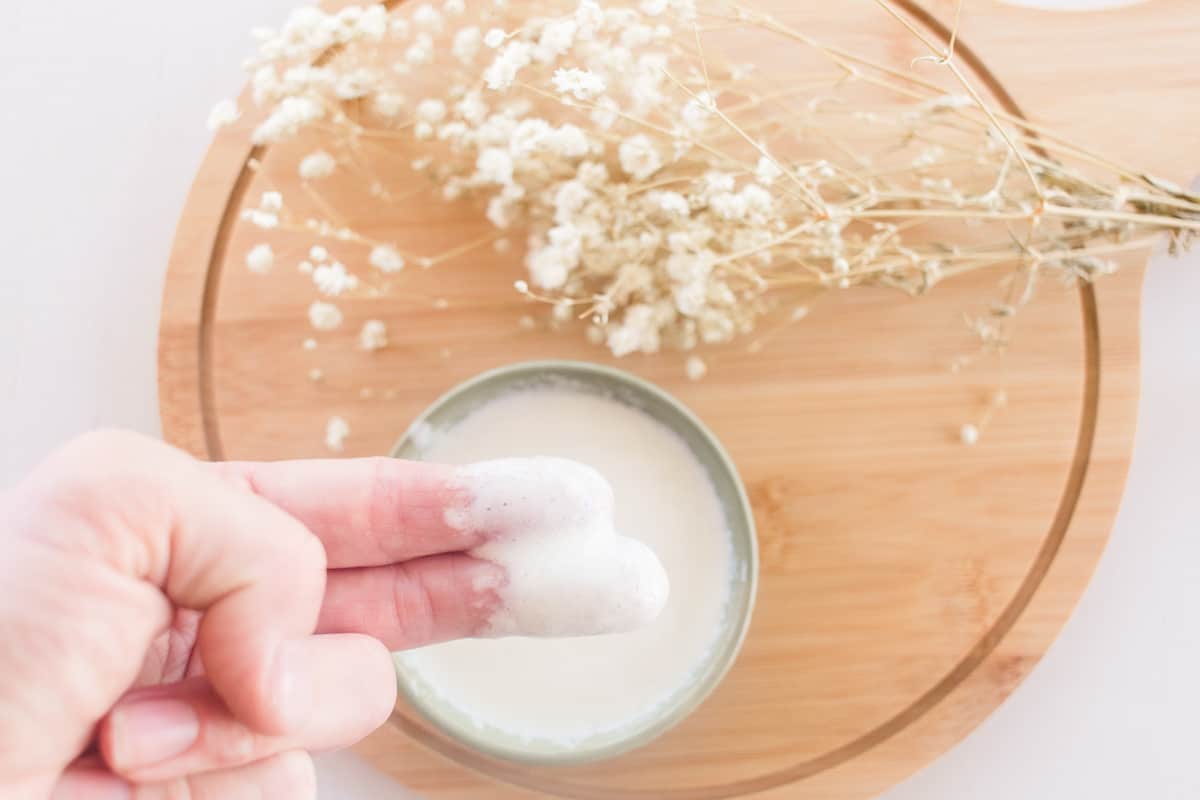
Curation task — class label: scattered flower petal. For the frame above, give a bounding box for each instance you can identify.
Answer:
[359,319,388,351]
[245,243,274,274]
[325,416,350,452]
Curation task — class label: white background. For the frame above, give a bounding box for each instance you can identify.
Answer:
[1,1,1195,798]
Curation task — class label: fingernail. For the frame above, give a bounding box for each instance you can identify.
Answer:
[110,697,198,768]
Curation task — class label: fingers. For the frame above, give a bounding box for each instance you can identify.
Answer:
[100,635,394,784]
[318,554,506,649]
[53,752,316,800]
[214,458,478,568]
[25,430,327,736]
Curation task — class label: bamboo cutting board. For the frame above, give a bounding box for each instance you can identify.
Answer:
[158,1,1200,797]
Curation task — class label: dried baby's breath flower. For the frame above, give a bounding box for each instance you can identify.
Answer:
[245,243,274,274]
[308,300,343,331]
[618,134,662,180]
[206,98,239,130]
[484,28,506,48]
[452,26,482,64]
[552,68,606,100]
[685,355,707,381]
[959,423,980,446]
[607,304,662,357]
[241,189,283,229]
[413,4,443,32]
[313,261,359,296]
[325,416,350,451]
[368,244,405,272]
[484,40,533,90]
[405,33,435,66]
[299,150,336,179]
[476,148,515,184]
[416,98,447,124]
[226,0,1198,379]
[359,319,389,351]
[252,96,324,144]
[373,91,407,117]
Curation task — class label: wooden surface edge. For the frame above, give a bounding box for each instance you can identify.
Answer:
[158,127,257,459]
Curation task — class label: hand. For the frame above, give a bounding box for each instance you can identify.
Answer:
[0,430,514,799]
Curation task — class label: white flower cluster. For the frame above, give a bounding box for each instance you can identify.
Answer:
[250,5,389,64]
[221,0,1197,379]
[232,5,400,144]
[298,150,336,180]
[313,261,359,296]
[240,190,283,229]
[207,98,240,131]
[364,0,786,356]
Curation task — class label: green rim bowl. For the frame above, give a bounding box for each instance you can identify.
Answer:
[388,359,759,766]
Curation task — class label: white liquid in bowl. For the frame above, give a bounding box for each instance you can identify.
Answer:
[397,386,734,746]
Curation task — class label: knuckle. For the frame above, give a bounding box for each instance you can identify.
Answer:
[205,723,262,767]
[392,563,437,646]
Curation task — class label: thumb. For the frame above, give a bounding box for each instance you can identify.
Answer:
[8,431,326,745]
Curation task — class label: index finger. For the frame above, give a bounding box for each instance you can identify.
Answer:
[214,458,481,568]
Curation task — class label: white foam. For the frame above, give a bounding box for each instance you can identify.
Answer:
[450,457,670,637]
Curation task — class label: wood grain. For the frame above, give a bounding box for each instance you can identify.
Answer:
[157,0,1199,797]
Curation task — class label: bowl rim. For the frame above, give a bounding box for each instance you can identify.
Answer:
[388,359,759,766]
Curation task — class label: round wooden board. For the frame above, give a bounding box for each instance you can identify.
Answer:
[158,1,1200,798]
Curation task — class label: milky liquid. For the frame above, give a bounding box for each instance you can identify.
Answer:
[398,386,734,745]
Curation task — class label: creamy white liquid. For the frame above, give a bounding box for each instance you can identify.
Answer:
[398,385,733,745]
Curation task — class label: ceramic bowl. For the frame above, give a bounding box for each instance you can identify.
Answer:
[389,359,758,765]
